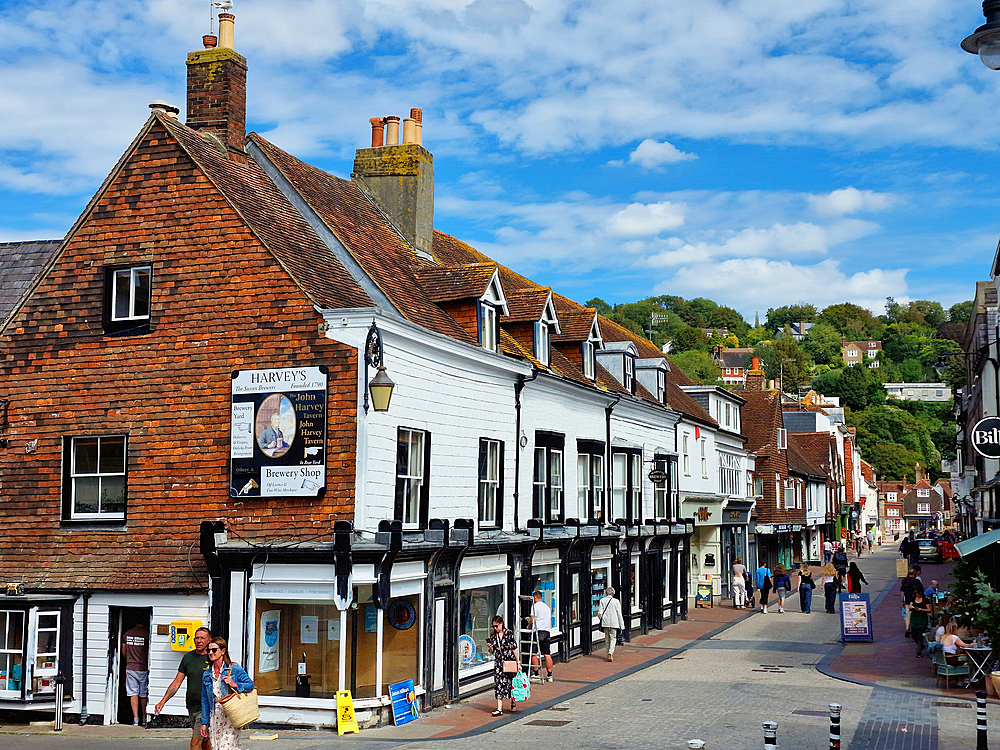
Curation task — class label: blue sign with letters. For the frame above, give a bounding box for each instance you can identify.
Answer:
[839,593,874,642]
[389,679,420,726]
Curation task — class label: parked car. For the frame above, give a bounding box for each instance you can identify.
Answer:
[917,539,943,564]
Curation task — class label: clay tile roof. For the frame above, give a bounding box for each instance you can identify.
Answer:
[245,132,472,343]
[734,389,782,453]
[0,240,61,328]
[552,295,598,342]
[159,118,373,312]
[787,434,830,478]
[505,287,551,322]
[413,263,497,303]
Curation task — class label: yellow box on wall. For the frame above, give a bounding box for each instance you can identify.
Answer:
[169,620,202,652]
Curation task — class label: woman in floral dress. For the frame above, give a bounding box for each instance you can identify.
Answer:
[200,637,255,750]
[486,615,519,716]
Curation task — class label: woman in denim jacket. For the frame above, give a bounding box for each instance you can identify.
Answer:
[201,637,254,749]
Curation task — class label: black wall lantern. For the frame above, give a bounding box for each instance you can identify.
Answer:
[963,0,1000,69]
[363,321,395,413]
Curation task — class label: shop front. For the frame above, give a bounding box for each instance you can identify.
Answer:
[754,524,802,570]
[0,594,75,708]
[682,496,725,598]
[719,501,752,597]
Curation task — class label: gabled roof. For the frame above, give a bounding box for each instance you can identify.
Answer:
[734,389,782,454]
[505,287,560,332]
[0,240,61,328]
[717,348,753,369]
[552,295,601,343]
[787,433,830,479]
[413,262,498,303]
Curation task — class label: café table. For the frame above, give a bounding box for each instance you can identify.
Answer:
[960,646,994,687]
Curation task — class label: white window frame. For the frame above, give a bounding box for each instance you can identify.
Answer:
[111,265,152,322]
[478,438,501,527]
[0,610,25,699]
[776,428,787,449]
[682,435,690,476]
[623,354,634,393]
[656,369,665,402]
[629,453,642,521]
[917,488,929,498]
[68,435,127,520]
[582,342,595,380]
[612,452,627,521]
[917,503,931,514]
[396,427,426,528]
[534,322,550,366]
[700,439,708,479]
[479,302,498,353]
[719,453,741,497]
[32,610,60,695]
[549,449,563,518]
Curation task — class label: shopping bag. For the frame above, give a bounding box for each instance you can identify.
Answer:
[896,558,908,577]
[511,671,531,702]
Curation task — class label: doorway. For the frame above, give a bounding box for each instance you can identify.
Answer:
[105,606,152,725]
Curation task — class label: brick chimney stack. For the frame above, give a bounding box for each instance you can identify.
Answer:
[186,11,247,157]
[353,109,434,257]
[745,356,765,391]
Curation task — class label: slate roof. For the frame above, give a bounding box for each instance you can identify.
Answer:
[0,240,61,328]
[717,348,753,369]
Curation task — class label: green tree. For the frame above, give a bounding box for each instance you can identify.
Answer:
[673,325,710,352]
[850,405,940,472]
[668,351,723,385]
[586,297,613,316]
[818,302,884,339]
[743,326,772,347]
[903,300,947,328]
[707,306,749,337]
[814,365,885,411]
[765,304,818,332]
[802,322,842,365]
[862,442,926,481]
[949,300,974,326]
[754,330,809,392]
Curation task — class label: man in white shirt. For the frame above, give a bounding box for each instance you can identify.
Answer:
[823,539,833,564]
[529,590,555,682]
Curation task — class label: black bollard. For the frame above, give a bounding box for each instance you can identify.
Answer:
[977,690,988,750]
[763,720,777,748]
[829,702,842,749]
[54,673,65,731]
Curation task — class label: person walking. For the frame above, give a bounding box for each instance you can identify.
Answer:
[866,529,875,552]
[731,558,747,609]
[754,562,772,614]
[154,626,212,750]
[528,590,555,682]
[846,561,868,593]
[902,533,919,567]
[822,562,841,614]
[123,620,150,726]
[772,564,791,614]
[900,566,923,637]
[200,637,254,749]
[908,591,932,657]
[597,587,626,662]
[823,539,833,564]
[832,543,849,574]
[486,616,519,716]
[797,563,815,614]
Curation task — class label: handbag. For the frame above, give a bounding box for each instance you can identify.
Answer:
[218,666,260,729]
[502,660,519,674]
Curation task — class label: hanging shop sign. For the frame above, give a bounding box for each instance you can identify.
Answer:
[648,469,668,484]
[230,366,328,497]
[971,416,1000,459]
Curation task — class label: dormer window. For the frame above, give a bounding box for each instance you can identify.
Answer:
[582,341,596,380]
[479,302,498,353]
[623,354,634,393]
[534,322,551,366]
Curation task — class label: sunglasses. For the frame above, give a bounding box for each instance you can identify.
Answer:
[207,647,221,653]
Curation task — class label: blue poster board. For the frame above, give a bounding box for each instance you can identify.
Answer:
[839,593,874,642]
[389,679,420,726]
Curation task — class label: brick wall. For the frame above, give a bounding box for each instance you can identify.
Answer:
[0,123,357,591]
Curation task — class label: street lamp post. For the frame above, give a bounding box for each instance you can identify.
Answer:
[963,0,1000,69]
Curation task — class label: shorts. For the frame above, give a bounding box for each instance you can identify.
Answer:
[125,669,149,697]
[537,630,551,655]
[188,709,203,737]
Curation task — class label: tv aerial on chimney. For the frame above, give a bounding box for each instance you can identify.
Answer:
[209,0,232,34]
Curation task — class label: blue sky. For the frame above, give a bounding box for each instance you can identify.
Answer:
[2,0,1000,319]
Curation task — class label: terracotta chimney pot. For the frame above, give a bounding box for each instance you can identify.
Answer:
[369,117,385,148]
[411,108,423,145]
[202,34,218,49]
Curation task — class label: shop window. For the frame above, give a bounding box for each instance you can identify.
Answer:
[62,435,127,521]
[395,428,430,528]
[104,264,152,334]
[531,565,559,632]
[590,565,611,625]
[532,432,565,523]
[459,583,505,674]
[381,595,421,690]
[478,438,503,528]
[0,611,24,697]
[32,612,60,695]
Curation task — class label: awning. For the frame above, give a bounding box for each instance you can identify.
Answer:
[955,528,1000,558]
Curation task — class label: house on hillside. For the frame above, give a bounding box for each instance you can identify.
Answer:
[0,14,721,725]
[712,346,754,386]
[884,383,952,402]
[842,339,882,368]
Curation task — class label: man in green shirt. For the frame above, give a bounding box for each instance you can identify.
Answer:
[153,627,212,750]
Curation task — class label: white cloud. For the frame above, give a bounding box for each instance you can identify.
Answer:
[622,139,697,169]
[661,258,908,317]
[808,187,899,216]
[605,202,685,237]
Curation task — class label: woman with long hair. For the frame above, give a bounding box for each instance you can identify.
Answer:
[772,564,791,614]
[797,563,815,614]
[486,615,519,716]
[822,562,841,614]
[908,591,932,657]
[846,561,868,593]
[201,637,254,749]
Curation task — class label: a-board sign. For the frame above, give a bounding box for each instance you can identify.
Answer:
[336,690,359,735]
[695,582,713,607]
[389,679,420,726]
[838,593,873,642]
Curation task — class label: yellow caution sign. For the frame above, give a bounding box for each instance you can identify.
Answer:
[337,690,359,736]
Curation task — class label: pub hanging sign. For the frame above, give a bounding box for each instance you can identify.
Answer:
[230,366,328,497]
